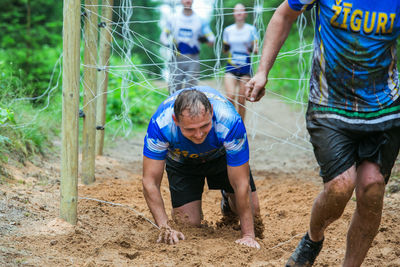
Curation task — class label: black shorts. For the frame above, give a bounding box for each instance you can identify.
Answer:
[306,103,400,183]
[165,156,257,208]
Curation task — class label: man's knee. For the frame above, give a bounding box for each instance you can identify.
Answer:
[172,209,201,226]
[356,162,385,205]
[172,201,202,226]
[324,170,356,204]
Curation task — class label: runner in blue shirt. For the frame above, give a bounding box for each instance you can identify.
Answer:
[142,86,262,249]
[246,0,400,266]
[223,3,259,120]
[160,0,215,94]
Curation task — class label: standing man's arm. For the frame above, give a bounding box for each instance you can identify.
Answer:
[142,156,185,244]
[227,162,260,249]
[246,0,302,102]
[200,20,215,47]
[160,17,172,46]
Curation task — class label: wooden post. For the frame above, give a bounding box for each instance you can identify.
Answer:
[81,0,99,184]
[61,0,81,224]
[96,0,113,156]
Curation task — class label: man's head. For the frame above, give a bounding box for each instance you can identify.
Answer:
[181,0,193,10]
[173,89,213,144]
[233,3,247,22]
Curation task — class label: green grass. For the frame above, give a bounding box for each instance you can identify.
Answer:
[0,101,61,163]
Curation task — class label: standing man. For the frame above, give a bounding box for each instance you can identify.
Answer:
[246,0,400,266]
[161,0,215,94]
[223,3,259,120]
[142,86,261,249]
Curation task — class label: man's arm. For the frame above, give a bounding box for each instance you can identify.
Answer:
[227,162,260,249]
[160,18,172,46]
[200,20,215,47]
[142,156,168,227]
[160,28,171,47]
[142,156,185,244]
[246,0,302,102]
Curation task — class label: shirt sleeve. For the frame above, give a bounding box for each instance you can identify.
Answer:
[143,117,170,160]
[201,20,215,43]
[160,17,172,46]
[223,119,249,167]
[288,0,317,11]
[251,26,259,42]
[223,27,228,44]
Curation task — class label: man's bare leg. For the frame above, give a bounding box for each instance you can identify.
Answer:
[172,200,202,226]
[308,165,357,242]
[343,161,385,267]
[286,166,357,266]
[238,75,250,121]
[224,72,239,108]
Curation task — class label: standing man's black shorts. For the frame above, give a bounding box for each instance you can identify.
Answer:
[306,102,400,183]
[165,156,257,208]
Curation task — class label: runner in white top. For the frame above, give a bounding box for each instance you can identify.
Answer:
[161,0,215,94]
[223,3,258,120]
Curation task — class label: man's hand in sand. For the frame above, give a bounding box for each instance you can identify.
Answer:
[245,72,267,102]
[157,226,185,245]
[235,235,260,249]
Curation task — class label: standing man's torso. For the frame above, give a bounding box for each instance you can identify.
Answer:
[168,12,207,55]
[289,0,400,112]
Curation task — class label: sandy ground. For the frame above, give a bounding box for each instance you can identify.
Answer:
[1,92,400,266]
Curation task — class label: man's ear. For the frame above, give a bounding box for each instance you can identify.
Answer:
[210,104,213,117]
[172,113,179,126]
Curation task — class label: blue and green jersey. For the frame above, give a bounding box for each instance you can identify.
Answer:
[289,0,400,112]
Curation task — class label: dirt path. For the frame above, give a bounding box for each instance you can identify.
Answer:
[1,85,400,266]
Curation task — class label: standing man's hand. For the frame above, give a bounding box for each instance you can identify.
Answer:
[157,225,185,245]
[245,72,267,102]
[235,235,260,249]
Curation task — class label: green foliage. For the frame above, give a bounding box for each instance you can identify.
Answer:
[0,97,61,163]
[267,28,313,102]
[0,0,63,99]
[0,52,25,100]
[105,55,167,128]
[106,85,166,127]
[112,0,162,78]
[0,59,62,163]
[0,95,62,163]
[0,107,15,125]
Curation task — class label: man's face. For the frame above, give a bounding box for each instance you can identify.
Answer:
[233,4,246,21]
[181,0,193,9]
[173,108,213,144]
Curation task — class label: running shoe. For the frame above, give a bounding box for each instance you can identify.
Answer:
[285,232,324,267]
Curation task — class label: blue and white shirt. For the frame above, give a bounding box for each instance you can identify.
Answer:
[143,86,249,167]
[223,23,259,67]
[289,0,400,112]
[161,12,215,55]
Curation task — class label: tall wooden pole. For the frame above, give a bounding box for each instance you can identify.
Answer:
[81,0,99,184]
[96,0,113,156]
[61,0,81,224]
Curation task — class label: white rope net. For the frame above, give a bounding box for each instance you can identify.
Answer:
[7,0,317,156]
